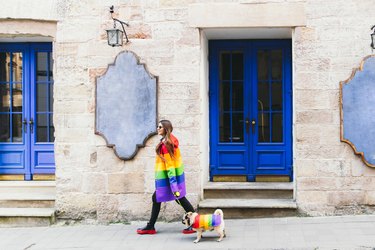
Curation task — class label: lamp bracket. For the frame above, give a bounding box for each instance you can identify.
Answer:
[109,5,129,44]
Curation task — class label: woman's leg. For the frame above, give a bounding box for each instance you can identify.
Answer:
[149,192,161,226]
[137,192,160,234]
[176,196,194,213]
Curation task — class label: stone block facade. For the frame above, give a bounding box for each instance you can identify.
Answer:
[1,0,375,223]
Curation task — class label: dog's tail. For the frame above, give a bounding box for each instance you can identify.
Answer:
[214,209,226,237]
[214,209,224,218]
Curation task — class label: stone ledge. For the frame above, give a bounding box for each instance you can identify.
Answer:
[0,181,56,187]
[199,198,297,209]
[0,194,55,201]
[204,182,294,190]
[0,208,55,217]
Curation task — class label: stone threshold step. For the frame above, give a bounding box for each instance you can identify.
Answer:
[0,181,56,187]
[0,208,55,217]
[204,182,294,190]
[0,193,55,201]
[199,198,297,209]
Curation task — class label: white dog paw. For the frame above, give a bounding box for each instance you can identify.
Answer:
[193,240,199,243]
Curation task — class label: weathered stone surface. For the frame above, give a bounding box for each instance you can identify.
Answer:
[96,195,120,222]
[296,111,334,124]
[188,2,306,28]
[56,193,97,220]
[158,82,199,100]
[0,0,60,20]
[296,191,328,204]
[327,191,365,206]
[297,178,338,191]
[107,173,144,194]
[96,143,122,161]
[365,191,375,205]
[82,173,106,194]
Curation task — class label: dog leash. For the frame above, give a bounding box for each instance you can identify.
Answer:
[175,198,182,206]
[174,191,182,206]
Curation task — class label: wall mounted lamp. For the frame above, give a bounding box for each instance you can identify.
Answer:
[371,25,375,50]
[106,5,129,47]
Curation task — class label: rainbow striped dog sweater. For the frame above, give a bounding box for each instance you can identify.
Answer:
[192,214,222,230]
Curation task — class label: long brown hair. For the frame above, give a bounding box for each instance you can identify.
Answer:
[155,120,175,160]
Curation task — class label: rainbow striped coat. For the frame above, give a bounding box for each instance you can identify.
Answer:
[192,214,222,230]
[155,134,186,202]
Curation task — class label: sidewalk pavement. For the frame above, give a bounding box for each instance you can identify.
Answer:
[1,215,375,250]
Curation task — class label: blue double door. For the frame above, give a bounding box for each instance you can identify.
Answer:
[209,40,292,182]
[0,43,55,180]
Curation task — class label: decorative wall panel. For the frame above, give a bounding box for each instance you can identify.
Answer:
[95,51,157,160]
[340,55,375,168]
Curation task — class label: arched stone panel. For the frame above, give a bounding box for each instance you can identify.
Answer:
[95,51,157,160]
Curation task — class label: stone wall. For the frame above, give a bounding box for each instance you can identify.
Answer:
[53,0,201,223]
[2,0,375,223]
[294,0,375,215]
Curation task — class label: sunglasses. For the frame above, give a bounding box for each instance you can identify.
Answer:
[157,125,163,129]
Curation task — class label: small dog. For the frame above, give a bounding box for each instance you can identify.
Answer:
[182,209,226,243]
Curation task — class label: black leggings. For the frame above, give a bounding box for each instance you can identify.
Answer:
[149,191,194,227]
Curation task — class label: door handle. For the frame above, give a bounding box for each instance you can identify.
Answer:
[29,118,34,133]
[251,120,256,134]
[23,118,27,133]
[245,118,250,133]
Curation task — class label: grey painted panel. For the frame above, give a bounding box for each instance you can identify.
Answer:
[96,51,157,160]
[341,56,375,167]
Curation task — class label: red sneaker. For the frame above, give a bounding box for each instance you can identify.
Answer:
[137,224,156,235]
[182,226,195,234]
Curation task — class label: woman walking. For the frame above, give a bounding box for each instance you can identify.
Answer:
[137,120,195,235]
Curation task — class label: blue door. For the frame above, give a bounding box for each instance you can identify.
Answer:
[209,40,292,181]
[0,43,55,180]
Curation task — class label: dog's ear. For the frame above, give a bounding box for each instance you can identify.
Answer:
[182,212,190,220]
[182,212,193,226]
[182,212,191,225]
